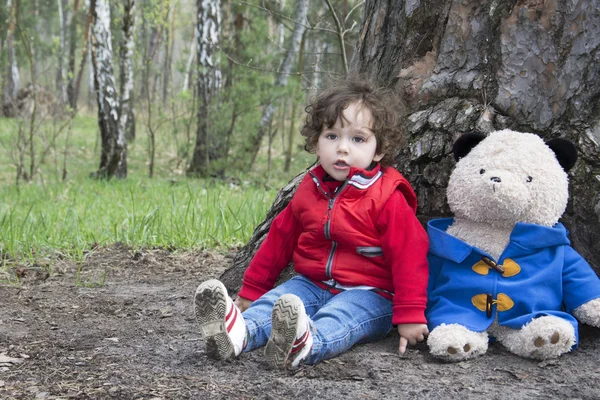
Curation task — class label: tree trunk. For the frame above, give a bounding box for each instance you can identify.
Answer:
[90,0,125,179]
[117,0,136,176]
[187,0,223,177]
[4,0,20,106]
[221,0,600,291]
[245,0,309,171]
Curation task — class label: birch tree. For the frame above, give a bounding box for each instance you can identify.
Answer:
[245,0,309,170]
[90,0,124,178]
[187,0,223,177]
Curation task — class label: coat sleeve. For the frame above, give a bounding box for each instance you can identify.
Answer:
[238,203,303,301]
[562,245,600,312]
[377,190,429,325]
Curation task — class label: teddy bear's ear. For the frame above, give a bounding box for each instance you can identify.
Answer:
[546,138,577,172]
[452,132,487,162]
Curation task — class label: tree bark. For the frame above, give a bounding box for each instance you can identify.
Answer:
[117,0,136,176]
[245,0,309,171]
[222,0,600,290]
[90,0,125,179]
[187,0,223,177]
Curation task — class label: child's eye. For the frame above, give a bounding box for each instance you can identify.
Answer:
[325,134,337,140]
[352,136,366,143]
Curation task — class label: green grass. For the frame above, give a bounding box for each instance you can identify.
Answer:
[0,177,275,260]
[0,110,314,264]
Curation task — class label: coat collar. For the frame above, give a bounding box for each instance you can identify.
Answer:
[309,163,383,196]
[428,218,572,263]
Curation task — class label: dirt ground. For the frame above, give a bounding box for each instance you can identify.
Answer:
[1,245,600,400]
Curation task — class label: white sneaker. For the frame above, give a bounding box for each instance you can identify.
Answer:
[194,279,246,360]
[265,294,313,369]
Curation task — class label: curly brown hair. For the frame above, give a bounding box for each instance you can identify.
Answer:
[301,77,405,167]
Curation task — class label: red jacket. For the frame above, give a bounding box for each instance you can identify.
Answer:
[238,164,429,324]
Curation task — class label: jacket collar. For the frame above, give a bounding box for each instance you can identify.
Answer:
[309,163,383,193]
[428,218,572,263]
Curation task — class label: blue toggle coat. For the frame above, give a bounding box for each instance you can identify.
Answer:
[426,218,600,346]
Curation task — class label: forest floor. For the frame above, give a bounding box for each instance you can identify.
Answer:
[1,245,600,399]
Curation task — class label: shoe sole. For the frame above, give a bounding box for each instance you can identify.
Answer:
[194,280,235,360]
[265,294,300,369]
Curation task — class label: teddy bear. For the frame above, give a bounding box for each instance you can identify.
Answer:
[425,129,600,361]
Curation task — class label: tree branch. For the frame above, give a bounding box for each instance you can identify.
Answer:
[324,0,348,73]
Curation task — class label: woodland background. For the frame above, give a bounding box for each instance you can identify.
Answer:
[1,0,600,280]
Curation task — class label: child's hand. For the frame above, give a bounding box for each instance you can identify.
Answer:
[397,324,429,354]
[234,296,253,312]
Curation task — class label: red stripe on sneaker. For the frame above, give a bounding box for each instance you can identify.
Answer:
[290,329,309,355]
[226,306,238,333]
[225,304,235,322]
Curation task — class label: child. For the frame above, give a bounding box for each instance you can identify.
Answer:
[194,78,429,369]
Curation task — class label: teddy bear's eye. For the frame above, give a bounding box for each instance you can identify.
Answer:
[526,176,533,183]
[479,169,485,174]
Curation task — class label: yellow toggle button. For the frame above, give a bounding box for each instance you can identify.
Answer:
[471,293,515,315]
[471,258,521,277]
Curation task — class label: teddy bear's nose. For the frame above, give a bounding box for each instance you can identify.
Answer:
[490,176,501,183]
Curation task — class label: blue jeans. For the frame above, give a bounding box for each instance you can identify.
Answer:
[242,275,393,364]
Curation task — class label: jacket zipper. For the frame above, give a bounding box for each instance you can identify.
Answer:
[322,181,347,278]
[308,170,348,278]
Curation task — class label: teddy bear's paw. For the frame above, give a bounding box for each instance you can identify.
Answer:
[496,316,575,360]
[573,298,600,327]
[427,323,488,361]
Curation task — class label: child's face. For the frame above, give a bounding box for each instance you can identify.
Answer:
[316,101,383,181]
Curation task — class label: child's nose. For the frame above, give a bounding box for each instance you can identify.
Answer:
[337,138,350,154]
